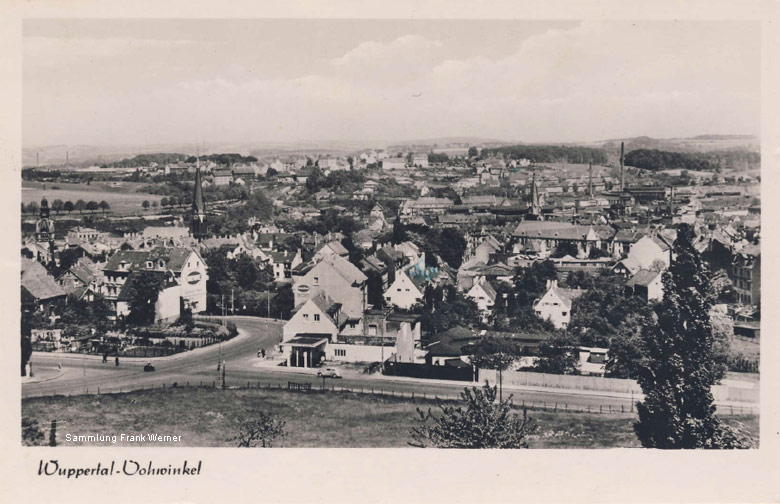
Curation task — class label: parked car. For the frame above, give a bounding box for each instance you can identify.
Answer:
[143,363,155,372]
[317,368,342,378]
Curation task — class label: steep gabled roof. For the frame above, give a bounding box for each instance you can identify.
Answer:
[21,259,66,301]
[626,269,662,287]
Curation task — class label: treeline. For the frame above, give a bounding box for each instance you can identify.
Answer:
[481,145,608,164]
[624,148,760,172]
[103,153,189,168]
[624,149,715,172]
[185,153,258,165]
[304,167,365,194]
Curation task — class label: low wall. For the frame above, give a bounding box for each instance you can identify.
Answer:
[480,369,759,404]
[479,369,642,394]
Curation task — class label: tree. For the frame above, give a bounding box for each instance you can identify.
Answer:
[534,333,579,375]
[160,197,169,208]
[468,336,522,401]
[126,271,165,326]
[63,200,75,213]
[22,417,45,446]
[409,383,537,448]
[634,224,750,449]
[52,199,64,214]
[229,411,286,447]
[75,199,86,214]
[98,200,110,214]
[86,200,99,213]
[468,146,479,158]
[152,200,159,209]
[142,200,150,210]
[551,240,579,258]
[392,215,406,244]
[26,201,39,215]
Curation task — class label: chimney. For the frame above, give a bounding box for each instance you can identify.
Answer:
[619,142,625,192]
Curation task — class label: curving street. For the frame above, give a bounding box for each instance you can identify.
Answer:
[22,316,758,415]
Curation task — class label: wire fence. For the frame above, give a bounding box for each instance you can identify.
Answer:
[24,379,760,417]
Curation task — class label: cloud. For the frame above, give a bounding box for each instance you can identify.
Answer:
[329,34,443,67]
[23,21,760,145]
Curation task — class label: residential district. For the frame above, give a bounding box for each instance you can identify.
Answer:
[20,141,760,400]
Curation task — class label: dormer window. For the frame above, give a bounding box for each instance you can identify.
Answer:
[146,261,154,268]
[159,259,165,268]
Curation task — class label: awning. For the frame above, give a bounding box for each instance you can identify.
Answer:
[283,336,329,348]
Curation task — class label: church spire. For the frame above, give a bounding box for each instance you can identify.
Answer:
[528,169,543,218]
[191,154,207,241]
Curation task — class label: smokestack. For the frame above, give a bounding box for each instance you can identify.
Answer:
[588,161,593,199]
[619,142,625,192]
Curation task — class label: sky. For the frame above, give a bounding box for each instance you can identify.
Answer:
[23,19,761,147]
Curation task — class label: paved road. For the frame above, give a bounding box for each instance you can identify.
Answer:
[23,317,283,398]
[22,317,758,416]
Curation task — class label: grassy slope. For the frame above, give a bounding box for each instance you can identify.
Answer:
[22,387,758,448]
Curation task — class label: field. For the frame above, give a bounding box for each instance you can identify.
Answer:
[22,387,758,448]
[22,180,162,214]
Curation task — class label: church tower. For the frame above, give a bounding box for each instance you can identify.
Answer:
[35,196,55,243]
[191,164,207,241]
[526,169,544,220]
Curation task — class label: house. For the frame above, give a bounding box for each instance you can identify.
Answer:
[612,256,642,277]
[142,226,191,244]
[269,249,302,283]
[359,255,390,290]
[533,280,583,329]
[281,292,344,368]
[313,240,349,261]
[466,277,497,322]
[384,268,425,309]
[329,309,423,364]
[21,258,67,312]
[424,326,479,366]
[730,244,760,305]
[382,157,407,170]
[100,247,208,322]
[411,154,429,168]
[56,256,101,298]
[512,221,614,259]
[627,235,672,270]
[212,168,233,186]
[292,254,368,318]
[625,269,664,302]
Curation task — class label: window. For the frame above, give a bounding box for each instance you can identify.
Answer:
[314,314,320,322]
[303,314,309,320]
[368,324,378,336]
[335,349,346,357]
[562,312,568,316]
[313,277,319,286]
